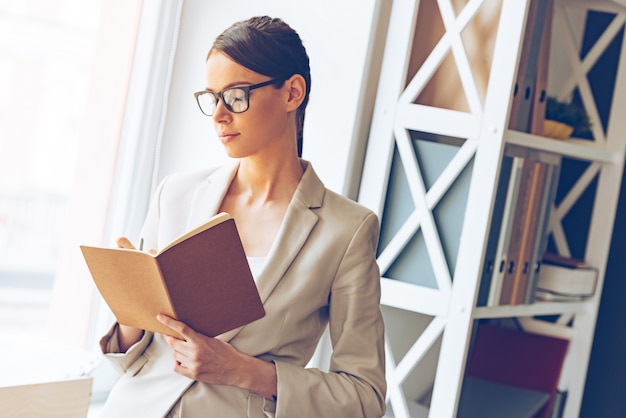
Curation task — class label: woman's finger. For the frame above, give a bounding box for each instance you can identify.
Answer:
[157,314,197,341]
[116,237,136,249]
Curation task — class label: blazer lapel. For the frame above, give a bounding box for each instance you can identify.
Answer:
[217,161,326,343]
[186,160,239,230]
[256,161,325,303]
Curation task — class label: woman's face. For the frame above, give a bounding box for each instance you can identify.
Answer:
[204,51,293,159]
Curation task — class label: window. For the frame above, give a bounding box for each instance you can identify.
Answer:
[0,0,153,403]
[0,0,103,338]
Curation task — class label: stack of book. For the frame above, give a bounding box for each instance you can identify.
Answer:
[534,253,598,301]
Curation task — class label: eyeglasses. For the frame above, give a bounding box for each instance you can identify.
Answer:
[194,78,285,116]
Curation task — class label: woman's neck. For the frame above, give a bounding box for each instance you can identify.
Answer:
[234,156,304,205]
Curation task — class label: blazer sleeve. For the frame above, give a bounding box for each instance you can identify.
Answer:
[99,323,154,374]
[273,212,386,418]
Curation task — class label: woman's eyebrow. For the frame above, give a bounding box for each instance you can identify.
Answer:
[205,80,255,91]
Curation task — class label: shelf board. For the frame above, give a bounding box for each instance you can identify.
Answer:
[474,300,594,319]
[504,129,619,163]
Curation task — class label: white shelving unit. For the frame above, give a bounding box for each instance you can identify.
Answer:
[358,1,626,417]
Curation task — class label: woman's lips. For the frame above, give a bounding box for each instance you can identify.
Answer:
[218,132,239,143]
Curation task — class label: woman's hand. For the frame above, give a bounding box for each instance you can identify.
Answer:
[157,314,277,400]
[157,314,243,384]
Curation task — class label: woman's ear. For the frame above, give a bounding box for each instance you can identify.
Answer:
[285,74,306,112]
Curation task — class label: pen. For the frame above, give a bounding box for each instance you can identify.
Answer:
[139,238,144,251]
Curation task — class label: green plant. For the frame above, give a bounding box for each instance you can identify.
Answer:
[545,96,592,137]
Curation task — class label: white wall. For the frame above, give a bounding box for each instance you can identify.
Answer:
[157,0,377,194]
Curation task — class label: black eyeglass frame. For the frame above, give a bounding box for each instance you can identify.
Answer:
[193,77,286,116]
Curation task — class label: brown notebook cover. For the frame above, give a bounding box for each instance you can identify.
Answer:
[80,212,265,338]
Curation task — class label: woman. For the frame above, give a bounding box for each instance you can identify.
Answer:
[99,16,386,418]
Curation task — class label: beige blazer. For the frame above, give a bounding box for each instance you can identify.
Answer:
[99,160,386,418]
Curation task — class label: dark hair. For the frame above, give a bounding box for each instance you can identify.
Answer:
[210,16,311,157]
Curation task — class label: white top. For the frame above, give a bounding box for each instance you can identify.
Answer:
[246,256,266,280]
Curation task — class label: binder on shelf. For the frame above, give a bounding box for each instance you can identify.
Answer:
[525,162,561,303]
[509,0,551,133]
[529,0,554,136]
[486,157,524,306]
[499,160,548,305]
[508,0,542,131]
[491,147,560,306]
[477,154,518,307]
